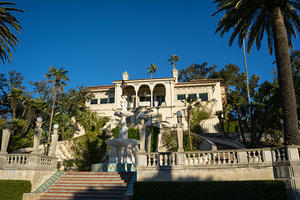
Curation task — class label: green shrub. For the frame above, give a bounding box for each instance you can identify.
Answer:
[133,181,286,200]
[162,130,202,152]
[150,126,159,152]
[112,126,140,140]
[65,131,108,170]
[0,180,31,200]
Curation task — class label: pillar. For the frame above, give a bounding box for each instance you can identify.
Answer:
[0,129,10,154]
[32,117,43,154]
[146,119,151,152]
[138,113,146,153]
[50,124,59,156]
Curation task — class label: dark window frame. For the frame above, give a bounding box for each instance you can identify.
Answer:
[188,93,197,99]
[90,99,98,104]
[109,97,115,104]
[100,98,108,104]
[177,94,186,100]
[199,93,208,101]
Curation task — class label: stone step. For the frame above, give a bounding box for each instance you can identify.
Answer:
[50,185,126,190]
[62,174,133,178]
[47,189,126,193]
[53,183,127,187]
[42,192,124,197]
[40,194,123,200]
[59,176,129,181]
[56,180,125,184]
[64,172,133,174]
[37,171,134,200]
[60,175,132,180]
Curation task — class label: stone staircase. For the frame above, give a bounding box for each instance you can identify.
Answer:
[39,171,135,200]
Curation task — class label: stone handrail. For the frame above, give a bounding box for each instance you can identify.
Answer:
[138,146,300,167]
[0,153,57,171]
[145,152,177,167]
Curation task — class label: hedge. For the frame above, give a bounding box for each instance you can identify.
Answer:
[133,181,286,200]
[0,180,31,200]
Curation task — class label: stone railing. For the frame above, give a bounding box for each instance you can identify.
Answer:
[145,152,177,167]
[0,153,57,171]
[138,146,300,168]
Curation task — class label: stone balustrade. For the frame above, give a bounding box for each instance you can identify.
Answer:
[0,153,57,171]
[145,152,177,167]
[138,146,299,168]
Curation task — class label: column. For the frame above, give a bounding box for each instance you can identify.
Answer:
[50,124,59,156]
[150,90,153,107]
[134,85,139,108]
[177,110,184,153]
[138,113,146,153]
[32,117,43,154]
[0,129,10,154]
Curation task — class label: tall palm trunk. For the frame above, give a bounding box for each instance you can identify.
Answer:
[243,38,252,129]
[48,87,57,144]
[187,106,192,150]
[271,7,300,144]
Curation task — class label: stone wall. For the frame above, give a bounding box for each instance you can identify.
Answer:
[0,170,56,191]
[136,146,300,200]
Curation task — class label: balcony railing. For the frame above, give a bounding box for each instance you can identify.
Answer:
[0,153,57,171]
[138,146,299,168]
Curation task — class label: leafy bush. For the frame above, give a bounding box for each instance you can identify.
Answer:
[112,126,140,140]
[65,131,109,170]
[183,131,202,151]
[162,130,202,152]
[0,180,31,200]
[112,125,158,152]
[150,126,159,152]
[133,181,286,200]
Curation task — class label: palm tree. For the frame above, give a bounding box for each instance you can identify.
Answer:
[213,0,300,144]
[147,64,158,79]
[45,66,70,145]
[0,2,23,64]
[182,97,199,151]
[242,36,252,131]
[168,54,180,70]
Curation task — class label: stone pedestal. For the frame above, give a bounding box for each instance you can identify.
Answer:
[177,124,184,152]
[0,129,10,155]
[50,125,59,156]
[138,113,146,153]
[146,121,151,152]
[32,119,43,154]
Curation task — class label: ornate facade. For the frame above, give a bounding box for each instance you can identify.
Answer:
[87,69,226,133]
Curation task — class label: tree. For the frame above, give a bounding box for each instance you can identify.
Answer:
[44,66,69,146]
[179,62,217,82]
[213,0,300,144]
[146,64,158,79]
[0,2,23,64]
[181,97,199,151]
[168,54,180,69]
[290,50,300,118]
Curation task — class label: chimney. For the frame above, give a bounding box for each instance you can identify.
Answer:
[172,68,178,83]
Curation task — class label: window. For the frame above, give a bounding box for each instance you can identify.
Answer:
[90,99,98,104]
[140,96,151,102]
[109,97,115,104]
[199,93,208,101]
[177,94,186,100]
[188,93,197,99]
[156,96,165,106]
[100,98,108,104]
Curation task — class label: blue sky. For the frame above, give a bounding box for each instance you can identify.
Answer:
[2,0,300,90]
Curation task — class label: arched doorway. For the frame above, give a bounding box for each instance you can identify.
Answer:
[124,85,136,108]
[138,84,151,107]
[153,84,166,107]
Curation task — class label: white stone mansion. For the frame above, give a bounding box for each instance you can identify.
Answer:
[87,69,226,133]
